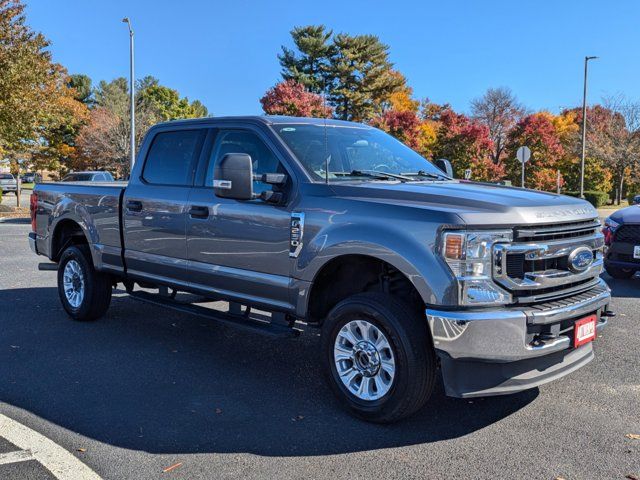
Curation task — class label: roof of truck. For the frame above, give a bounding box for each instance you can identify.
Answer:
[153,115,371,129]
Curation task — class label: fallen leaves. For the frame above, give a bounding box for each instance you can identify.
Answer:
[625,434,640,440]
[162,462,183,473]
[626,474,639,480]
[76,448,86,453]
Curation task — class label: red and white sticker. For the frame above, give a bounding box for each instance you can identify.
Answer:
[574,314,597,348]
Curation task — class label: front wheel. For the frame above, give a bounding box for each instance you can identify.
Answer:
[57,245,112,321]
[322,292,436,423]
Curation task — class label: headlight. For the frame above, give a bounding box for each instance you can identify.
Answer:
[440,230,513,306]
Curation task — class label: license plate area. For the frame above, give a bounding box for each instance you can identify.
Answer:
[574,314,597,348]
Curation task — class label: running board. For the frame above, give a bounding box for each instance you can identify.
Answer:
[129,290,301,338]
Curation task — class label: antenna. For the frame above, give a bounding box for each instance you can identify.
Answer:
[323,80,329,184]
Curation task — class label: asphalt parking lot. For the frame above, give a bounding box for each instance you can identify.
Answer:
[0,221,639,480]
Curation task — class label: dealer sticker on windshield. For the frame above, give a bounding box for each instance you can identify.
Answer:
[634,246,640,259]
[574,314,597,348]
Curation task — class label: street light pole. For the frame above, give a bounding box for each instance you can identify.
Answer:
[580,55,598,199]
[122,17,135,173]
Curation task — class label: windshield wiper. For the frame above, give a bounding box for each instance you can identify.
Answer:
[345,170,412,182]
[401,170,451,180]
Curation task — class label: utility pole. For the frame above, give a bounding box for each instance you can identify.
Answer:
[122,18,135,172]
[580,56,598,198]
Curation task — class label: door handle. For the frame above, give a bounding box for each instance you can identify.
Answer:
[189,205,209,219]
[126,200,142,212]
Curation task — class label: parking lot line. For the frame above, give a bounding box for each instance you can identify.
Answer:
[0,413,102,480]
[0,449,34,465]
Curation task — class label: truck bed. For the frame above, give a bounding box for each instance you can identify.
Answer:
[33,181,127,272]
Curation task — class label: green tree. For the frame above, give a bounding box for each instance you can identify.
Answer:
[68,74,93,105]
[139,83,208,120]
[279,25,334,94]
[328,33,404,122]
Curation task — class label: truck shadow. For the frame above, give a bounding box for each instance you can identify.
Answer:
[601,272,639,300]
[0,287,537,457]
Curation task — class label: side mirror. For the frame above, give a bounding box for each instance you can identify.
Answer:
[435,158,454,178]
[214,153,254,200]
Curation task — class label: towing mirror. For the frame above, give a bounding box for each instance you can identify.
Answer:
[214,153,254,200]
[435,158,454,178]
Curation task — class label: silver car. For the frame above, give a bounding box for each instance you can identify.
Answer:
[0,173,17,195]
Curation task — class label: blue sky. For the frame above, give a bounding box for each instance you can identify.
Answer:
[26,0,640,116]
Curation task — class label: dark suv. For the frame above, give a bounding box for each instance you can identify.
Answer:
[603,205,640,278]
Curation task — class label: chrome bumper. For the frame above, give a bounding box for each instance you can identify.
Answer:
[426,278,610,363]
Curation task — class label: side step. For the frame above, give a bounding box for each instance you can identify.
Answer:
[129,290,301,338]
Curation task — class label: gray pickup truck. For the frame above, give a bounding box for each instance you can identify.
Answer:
[29,116,613,423]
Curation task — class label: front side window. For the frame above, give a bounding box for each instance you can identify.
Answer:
[143,130,203,186]
[275,123,447,182]
[206,130,282,193]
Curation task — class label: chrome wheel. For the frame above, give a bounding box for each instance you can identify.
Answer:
[62,260,85,308]
[334,320,395,401]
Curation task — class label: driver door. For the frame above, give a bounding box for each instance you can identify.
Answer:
[186,128,294,310]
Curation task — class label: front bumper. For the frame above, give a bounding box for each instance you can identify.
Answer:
[1,186,17,192]
[426,278,610,398]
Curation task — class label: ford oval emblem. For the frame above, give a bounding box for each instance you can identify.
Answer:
[568,247,594,273]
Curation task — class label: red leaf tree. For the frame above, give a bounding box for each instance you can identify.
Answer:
[260,80,332,118]
[505,113,564,191]
[431,109,503,181]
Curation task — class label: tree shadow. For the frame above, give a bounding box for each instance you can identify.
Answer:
[0,287,536,457]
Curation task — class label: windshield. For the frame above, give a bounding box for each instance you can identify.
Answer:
[0,174,14,180]
[274,123,447,182]
[63,173,93,181]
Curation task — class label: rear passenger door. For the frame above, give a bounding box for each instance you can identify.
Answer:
[186,127,294,309]
[123,128,206,285]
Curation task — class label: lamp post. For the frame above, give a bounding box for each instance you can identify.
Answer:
[122,17,135,172]
[579,55,598,199]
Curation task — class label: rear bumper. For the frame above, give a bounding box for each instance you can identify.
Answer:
[28,232,37,254]
[605,241,640,270]
[426,278,610,398]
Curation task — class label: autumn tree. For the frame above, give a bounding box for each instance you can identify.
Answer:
[260,80,332,117]
[0,0,86,170]
[137,76,208,120]
[587,96,640,203]
[430,108,502,181]
[505,112,565,191]
[471,87,526,165]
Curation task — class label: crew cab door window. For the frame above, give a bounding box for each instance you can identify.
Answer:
[205,130,282,193]
[143,130,203,186]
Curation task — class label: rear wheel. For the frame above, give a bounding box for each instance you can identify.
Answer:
[322,292,436,423]
[605,264,636,279]
[57,245,112,321]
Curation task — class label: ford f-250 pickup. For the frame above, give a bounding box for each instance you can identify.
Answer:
[28,116,613,423]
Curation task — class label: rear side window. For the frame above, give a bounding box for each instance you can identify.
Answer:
[143,130,203,186]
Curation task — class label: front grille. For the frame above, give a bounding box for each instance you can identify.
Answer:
[495,219,604,304]
[614,224,640,243]
[514,219,600,242]
[506,253,572,279]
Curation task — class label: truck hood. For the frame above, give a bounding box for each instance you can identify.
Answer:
[330,180,598,226]
[609,204,640,224]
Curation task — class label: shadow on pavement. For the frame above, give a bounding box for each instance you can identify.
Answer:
[602,272,639,299]
[0,287,536,457]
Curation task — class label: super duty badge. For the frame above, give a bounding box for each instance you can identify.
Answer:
[289,212,305,258]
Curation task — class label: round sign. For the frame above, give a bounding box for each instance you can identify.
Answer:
[516,146,531,163]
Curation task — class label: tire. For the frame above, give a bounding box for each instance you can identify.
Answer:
[57,244,112,321]
[321,292,436,423]
[605,264,636,279]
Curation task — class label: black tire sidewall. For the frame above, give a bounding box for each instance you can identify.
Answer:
[57,246,97,320]
[322,295,425,419]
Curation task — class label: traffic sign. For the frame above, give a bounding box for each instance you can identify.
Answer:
[516,146,531,163]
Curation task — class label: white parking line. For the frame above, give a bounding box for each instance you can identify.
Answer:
[0,413,102,479]
[0,449,34,465]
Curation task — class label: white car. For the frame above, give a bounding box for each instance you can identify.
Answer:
[0,173,18,195]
